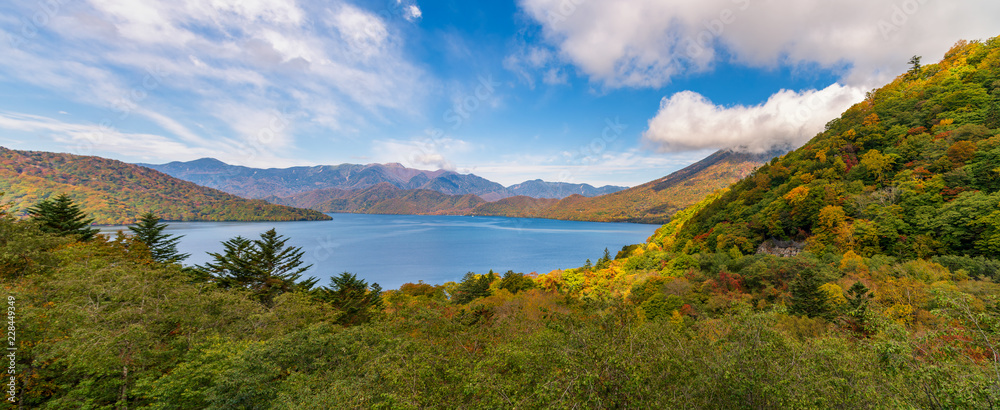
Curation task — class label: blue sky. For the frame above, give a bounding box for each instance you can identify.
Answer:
[1,0,998,186]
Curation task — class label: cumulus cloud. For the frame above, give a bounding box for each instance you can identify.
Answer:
[518,0,999,153]
[642,84,866,153]
[518,0,1000,88]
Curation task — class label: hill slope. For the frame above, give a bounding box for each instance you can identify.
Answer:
[472,150,780,223]
[269,182,486,215]
[0,147,331,224]
[656,38,1000,258]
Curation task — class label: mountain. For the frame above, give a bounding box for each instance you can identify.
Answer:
[141,159,626,201]
[137,160,444,199]
[252,149,775,222]
[269,182,486,215]
[0,147,331,224]
[472,149,781,223]
[506,179,626,199]
[655,38,1000,258]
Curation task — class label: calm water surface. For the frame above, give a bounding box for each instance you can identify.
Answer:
[101,213,659,290]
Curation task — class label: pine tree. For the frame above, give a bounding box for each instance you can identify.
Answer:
[26,193,98,241]
[789,269,832,319]
[197,228,317,305]
[452,271,496,304]
[128,212,189,263]
[199,236,257,287]
[319,272,384,326]
[985,101,1000,129]
[498,270,536,294]
[907,55,922,78]
[596,247,612,269]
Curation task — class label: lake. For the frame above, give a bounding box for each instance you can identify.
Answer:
[100,213,660,290]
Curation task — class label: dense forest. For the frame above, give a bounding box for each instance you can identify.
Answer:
[268,182,488,215]
[0,148,331,224]
[2,37,1000,408]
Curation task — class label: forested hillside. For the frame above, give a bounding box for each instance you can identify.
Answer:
[270,182,486,215]
[664,38,1000,258]
[0,148,331,224]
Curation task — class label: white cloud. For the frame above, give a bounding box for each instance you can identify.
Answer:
[0,0,426,161]
[642,84,866,153]
[519,0,1000,88]
[504,44,567,88]
[405,5,422,22]
[0,111,305,167]
[371,137,472,170]
[518,0,1000,153]
[330,4,389,60]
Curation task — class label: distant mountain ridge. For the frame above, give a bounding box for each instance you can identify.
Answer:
[263,149,780,223]
[0,147,331,224]
[472,149,783,223]
[267,182,486,215]
[140,159,626,201]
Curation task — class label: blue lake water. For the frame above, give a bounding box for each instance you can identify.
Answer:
[100,213,659,290]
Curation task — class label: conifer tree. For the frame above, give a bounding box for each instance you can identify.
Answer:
[26,193,98,241]
[319,272,383,326]
[595,247,612,269]
[986,101,1000,129]
[498,270,536,294]
[197,228,317,305]
[452,271,496,304]
[789,269,832,319]
[128,212,189,263]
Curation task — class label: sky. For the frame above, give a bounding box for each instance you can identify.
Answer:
[0,0,998,187]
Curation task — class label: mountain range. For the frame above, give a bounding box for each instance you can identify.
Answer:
[140,159,626,201]
[472,149,782,223]
[0,147,330,224]
[227,149,780,223]
[0,145,777,225]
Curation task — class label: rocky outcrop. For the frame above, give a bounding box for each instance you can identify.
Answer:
[756,239,806,257]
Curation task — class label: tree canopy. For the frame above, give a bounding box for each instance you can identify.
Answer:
[197,228,317,305]
[128,211,190,264]
[26,193,98,241]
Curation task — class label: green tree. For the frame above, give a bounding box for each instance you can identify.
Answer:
[127,211,189,263]
[197,229,317,305]
[452,271,496,304]
[26,193,98,241]
[498,270,536,294]
[0,211,65,279]
[859,149,894,183]
[986,101,1000,129]
[789,270,832,319]
[907,55,922,77]
[596,248,612,269]
[318,272,384,326]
